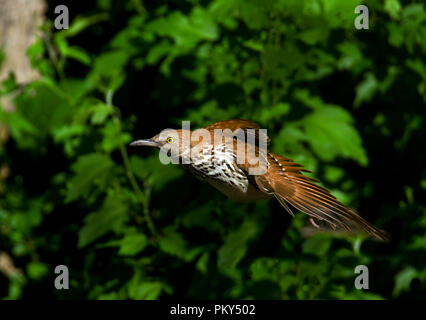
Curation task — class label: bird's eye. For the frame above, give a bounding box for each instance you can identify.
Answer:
[166,137,174,143]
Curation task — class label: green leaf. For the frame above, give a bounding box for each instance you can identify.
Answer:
[54,35,69,56]
[186,100,239,126]
[182,202,221,231]
[59,78,93,104]
[298,28,328,45]
[53,124,85,142]
[101,120,132,152]
[64,46,91,65]
[387,22,404,48]
[302,234,333,256]
[13,82,73,138]
[66,153,114,202]
[130,155,183,191]
[89,50,130,91]
[354,73,379,107]
[0,108,38,143]
[128,281,164,300]
[303,105,368,166]
[91,103,114,125]
[118,231,147,256]
[322,0,363,29]
[249,257,278,282]
[331,287,385,300]
[385,0,402,20]
[258,102,290,125]
[218,219,258,269]
[78,193,129,248]
[61,13,109,38]
[146,40,173,65]
[158,228,187,258]
[145,8,218,51]
[337,41,369,74]
[26,262,49,280]
[238,1,269,30]
[92,50,130,77]
[26,39,45,67]
[196,252,209,274]
[324,166,344,183]
[393,267,418,297]
[52,124,86,156]
[9,199,44,233]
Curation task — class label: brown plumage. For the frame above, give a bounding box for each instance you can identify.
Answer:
[131,119,389,241]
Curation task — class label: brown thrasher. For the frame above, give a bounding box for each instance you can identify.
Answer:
[131,119,388,241]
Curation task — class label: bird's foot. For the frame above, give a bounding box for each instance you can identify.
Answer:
[309,217,320,229]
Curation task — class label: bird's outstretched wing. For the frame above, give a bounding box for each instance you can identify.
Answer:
[256,152,389,241]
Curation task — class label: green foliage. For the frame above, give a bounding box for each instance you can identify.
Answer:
[66,153,115,202]
[0,0,425,300]
[78,193,129,248]
[218,219,258,269]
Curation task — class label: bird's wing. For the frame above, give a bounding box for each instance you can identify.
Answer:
[256,152,389,241]
[204,119,270,146]
[204,119,262,131]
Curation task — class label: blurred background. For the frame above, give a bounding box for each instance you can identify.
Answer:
[0,0,425,299]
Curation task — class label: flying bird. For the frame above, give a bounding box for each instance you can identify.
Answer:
[130,119,388,241]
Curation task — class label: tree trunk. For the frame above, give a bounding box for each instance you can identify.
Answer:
[0,0,46,86]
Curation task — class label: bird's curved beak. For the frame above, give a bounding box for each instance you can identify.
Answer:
[129,139,159,147]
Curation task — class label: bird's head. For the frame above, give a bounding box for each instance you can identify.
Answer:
[130,128,198,161]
